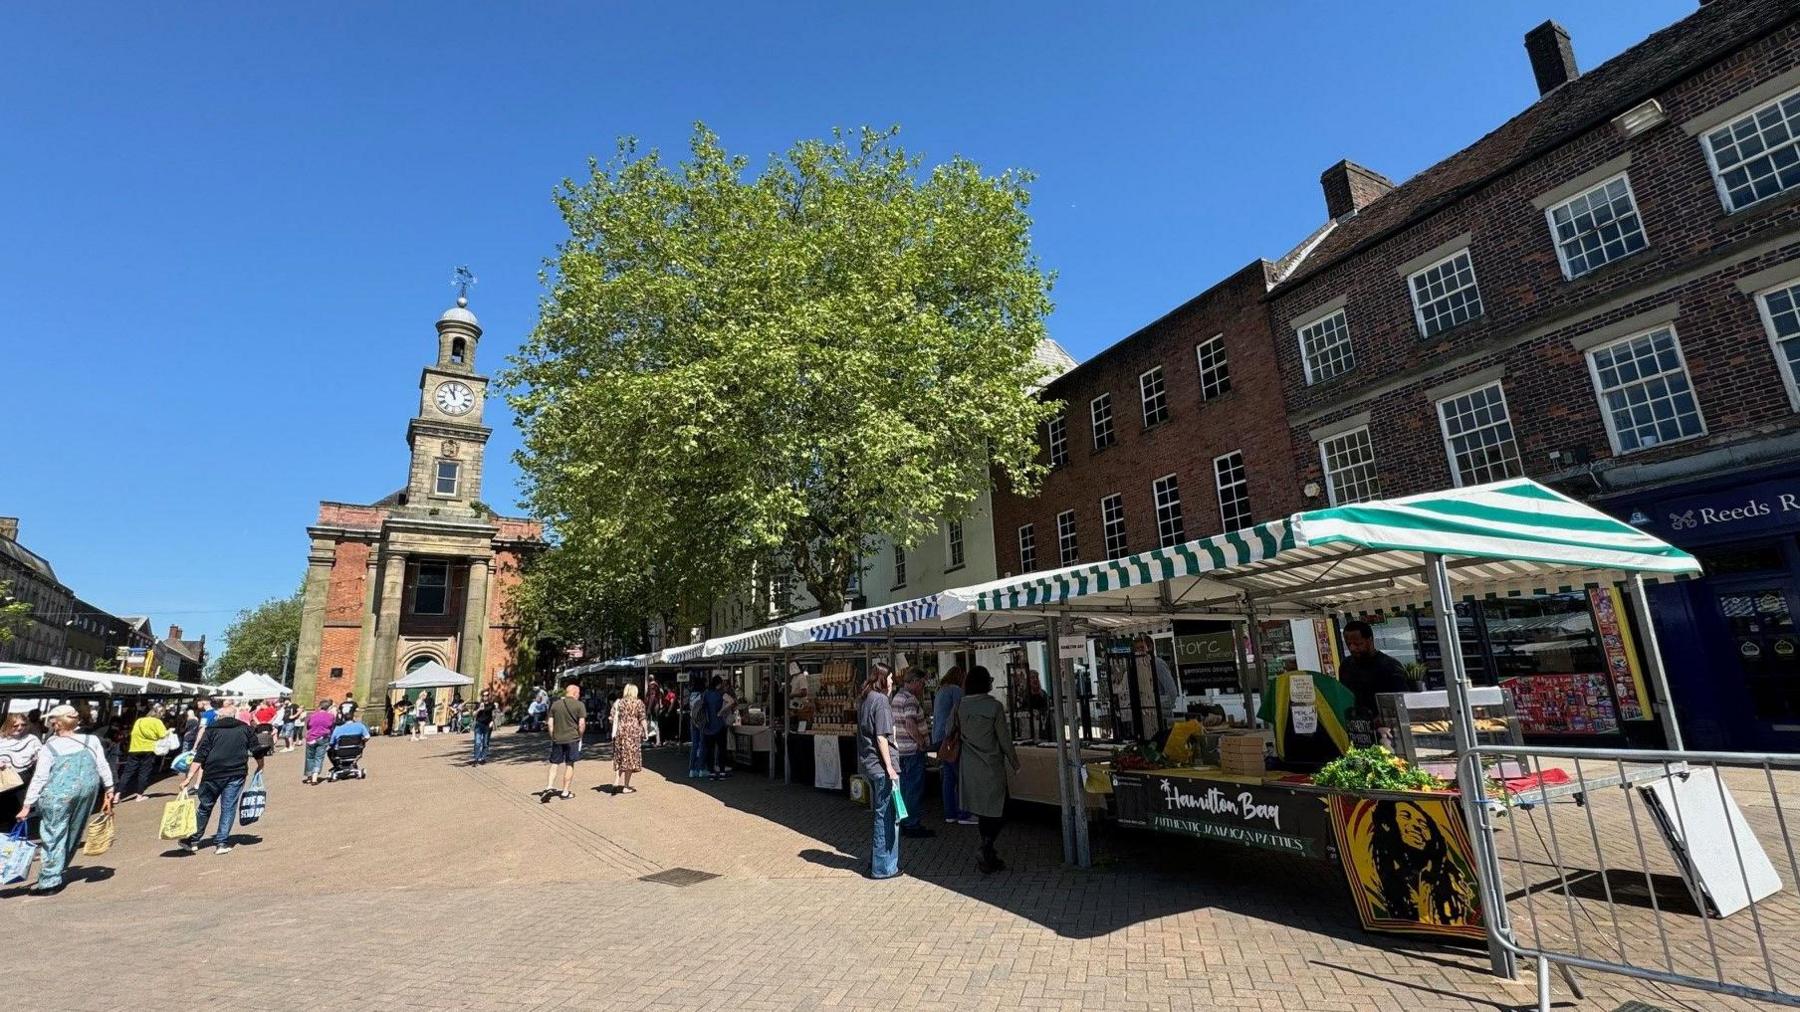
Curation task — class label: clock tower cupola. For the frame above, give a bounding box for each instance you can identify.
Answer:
[407,282,490,510]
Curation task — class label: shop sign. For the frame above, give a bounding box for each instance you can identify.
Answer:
[1057,635,1088,660]
[1622,475,1800,543]
[1172,619,1240,692]
[1113,771,1335,859]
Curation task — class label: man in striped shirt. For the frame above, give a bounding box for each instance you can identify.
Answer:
[892,670,934,839]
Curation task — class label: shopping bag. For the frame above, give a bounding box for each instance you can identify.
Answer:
[153,732,180,756]
[82,811,115,856]
[170,750,195,774]
[1,824,37,884]
[238,773,267,825]
[892,785,910,823]
[159,793,198,840]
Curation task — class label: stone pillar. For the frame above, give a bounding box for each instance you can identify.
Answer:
[366,549,408,719]
[352,548,379,690]
[459,556,492,691]
[292,537,336,708]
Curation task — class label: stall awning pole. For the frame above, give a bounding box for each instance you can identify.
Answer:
[1063,613,1093,868]
[767,651,779,781]
[1627,573,1684,751]
[1424,552,1516,980]
[1046,616,1075,866]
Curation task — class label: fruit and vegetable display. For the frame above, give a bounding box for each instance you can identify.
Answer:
[1311,746,1447,793]
[1111,741,1171,771]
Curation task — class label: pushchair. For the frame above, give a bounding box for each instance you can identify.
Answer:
[327,734,368,781]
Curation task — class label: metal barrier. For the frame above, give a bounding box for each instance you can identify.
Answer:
[1459,744,1800,1011]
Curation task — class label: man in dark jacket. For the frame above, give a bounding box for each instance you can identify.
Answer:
[178,700,266,854]
[1338,620,1415,716]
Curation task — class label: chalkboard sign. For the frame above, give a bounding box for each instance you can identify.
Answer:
[1174,620,1240,693]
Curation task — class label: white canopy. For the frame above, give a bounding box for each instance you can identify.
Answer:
[216,671,290,698]
[389,661,475,690]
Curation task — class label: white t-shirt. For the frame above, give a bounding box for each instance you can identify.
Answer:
[22,734,113,806]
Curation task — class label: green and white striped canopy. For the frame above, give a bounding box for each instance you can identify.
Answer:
[937,478,1700,624]
[0,663,128,694]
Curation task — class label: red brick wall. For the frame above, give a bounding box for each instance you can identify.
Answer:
[486,546,530,679]
[324,540,371,623]
[991,260,1303,575]
[319,626,359,691]
[1270,20,1800,500]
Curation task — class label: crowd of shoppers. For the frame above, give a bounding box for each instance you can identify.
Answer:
[857,663,1017,881]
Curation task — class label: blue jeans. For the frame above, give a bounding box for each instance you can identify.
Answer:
[869,773,900,879]
[898,753,926,829]
[188,775,245,847]
[472,724,491,762]
[938,755,966,820]
[304,740,328,778]
[689,729,706,775]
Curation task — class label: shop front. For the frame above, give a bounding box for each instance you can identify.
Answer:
[1604,465,1800,752]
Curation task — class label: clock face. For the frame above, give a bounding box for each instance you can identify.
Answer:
[434,380,475,416]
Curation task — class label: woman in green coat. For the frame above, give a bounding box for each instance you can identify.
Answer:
[955,666,1019,874]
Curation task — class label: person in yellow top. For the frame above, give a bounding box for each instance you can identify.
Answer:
[118,703,171,802]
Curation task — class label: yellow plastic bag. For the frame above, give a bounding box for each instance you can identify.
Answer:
[82,811,115,856]
[1162,720,1203,764]
[159,794,197,841]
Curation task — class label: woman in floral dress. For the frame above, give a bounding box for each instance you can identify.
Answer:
[612,683,647,794]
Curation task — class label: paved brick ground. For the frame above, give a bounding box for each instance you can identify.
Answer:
[3,730,1792,1011]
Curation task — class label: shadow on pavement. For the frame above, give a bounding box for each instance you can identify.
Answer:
[632,740,1447,949]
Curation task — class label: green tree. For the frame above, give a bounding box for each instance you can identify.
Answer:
[0,581,30,646]
[208,589,303,684]
[506,124,1059,618]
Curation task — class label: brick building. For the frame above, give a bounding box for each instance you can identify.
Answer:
[992,259,1308,582]
[292,296,542,713]
[1266,0,1800,748]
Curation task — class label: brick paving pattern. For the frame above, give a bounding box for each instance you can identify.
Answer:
[4,730,1794,1011]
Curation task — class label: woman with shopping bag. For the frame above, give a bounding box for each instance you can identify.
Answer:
[14,704,113,895]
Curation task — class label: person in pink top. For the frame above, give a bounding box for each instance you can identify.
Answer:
[302,699,338,785]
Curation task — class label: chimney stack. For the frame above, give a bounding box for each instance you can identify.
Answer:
[0,517,16,542]
[1525,20,1579,96]
[1320,160,1395,220]
[168,625,182,642]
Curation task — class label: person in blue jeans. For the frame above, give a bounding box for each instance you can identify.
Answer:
[472,695,496,764]
[891,670,933,838]
[302,699,337,784]
[179,700,265,854]
[687,674,708,778]
[931,666,974,824]
[856,662,901,879]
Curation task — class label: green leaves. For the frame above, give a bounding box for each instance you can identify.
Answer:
[208,589,303,683]
[504,124,1058,628]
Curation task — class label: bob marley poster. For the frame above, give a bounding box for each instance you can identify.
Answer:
[1328,794,1485,941]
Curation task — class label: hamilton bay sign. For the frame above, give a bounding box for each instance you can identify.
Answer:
[1623,475,1800,544]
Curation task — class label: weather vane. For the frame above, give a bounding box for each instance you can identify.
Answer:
[452,265,477,303]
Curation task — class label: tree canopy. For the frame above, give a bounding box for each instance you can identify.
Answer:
[505,124,1059,624]
[208,589,302,683]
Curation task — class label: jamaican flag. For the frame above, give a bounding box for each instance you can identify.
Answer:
[1257,671,1354,763]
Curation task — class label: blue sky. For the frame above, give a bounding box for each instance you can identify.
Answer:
[3,0,1695,651]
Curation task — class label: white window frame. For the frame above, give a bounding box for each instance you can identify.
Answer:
[1194,334,1231,401]
[1090,393,1115,449]
[946,520,965,570]
[1046,415,1068,468]
[1434,381,1524,488]
[1543,173,1649,280]
[1754,278,1800,411]
[1100,493,1128,559]
[1296,308,1354,385]
[893,544,907,588]
[1317,426,1380,506]
[1406,248,1484,338]
[1152,474,1185,548]
[1139,366,1169,426]
[1056,510,1079,566]
[1700,85,1800,213]
[1583,325,1709,456]
[1212,451,1251,532]
[433,459,460,497]
[1017,524,1036,573]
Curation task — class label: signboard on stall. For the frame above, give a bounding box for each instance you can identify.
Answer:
[1172,620,1239,693]
[1058,635,1088,661]
[1328,793,1486,941]
[1112,771,1335,859]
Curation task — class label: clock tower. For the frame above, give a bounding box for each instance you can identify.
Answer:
[407,295,489,509]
